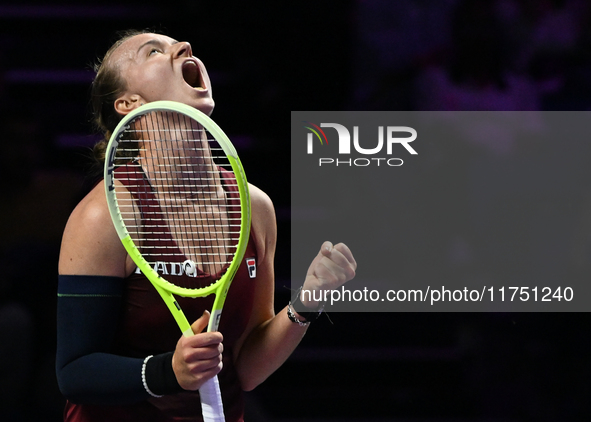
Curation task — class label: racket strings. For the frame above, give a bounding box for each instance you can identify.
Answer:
[113,110,241,290]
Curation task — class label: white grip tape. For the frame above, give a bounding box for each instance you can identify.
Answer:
[208,309,223,332]
[200,375,225,422]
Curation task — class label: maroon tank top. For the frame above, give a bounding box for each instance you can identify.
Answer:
[65,163,257,422]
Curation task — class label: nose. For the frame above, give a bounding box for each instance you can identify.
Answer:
[174,41,193,58]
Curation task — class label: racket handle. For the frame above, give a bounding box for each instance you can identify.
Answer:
[200,375,225,422]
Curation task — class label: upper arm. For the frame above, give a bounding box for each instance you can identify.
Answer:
[58,181,132,278]
[232,184,277,357]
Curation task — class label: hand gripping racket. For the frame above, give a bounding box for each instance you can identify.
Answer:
[104,100,250,422]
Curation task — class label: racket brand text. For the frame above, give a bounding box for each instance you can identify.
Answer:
[136,260,199,277]
[105,143,118,191]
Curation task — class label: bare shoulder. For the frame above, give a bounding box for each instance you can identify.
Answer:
[249,183,275,218]
[59,181,130,277]
[248,183,277,263]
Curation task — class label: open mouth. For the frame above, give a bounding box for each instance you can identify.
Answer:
[182,61,203,89]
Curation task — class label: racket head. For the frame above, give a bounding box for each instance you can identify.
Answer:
[104,101,251,300]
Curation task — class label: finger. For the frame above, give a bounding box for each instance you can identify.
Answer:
[180,358,224,391]
[184,342,224,362]
[190,310,211,335]
[315,257,353,287]
[189,359,224,381]
[185,331,224,348]
[319,242,356,270]
[323,247,352,270]
[188,352,224,373]
[333,243,357,270]
[319,247,356,281]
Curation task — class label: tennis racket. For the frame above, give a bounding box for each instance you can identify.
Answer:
[104,100,250,422]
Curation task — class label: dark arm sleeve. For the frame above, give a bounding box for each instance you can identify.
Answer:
[56,274,149,405]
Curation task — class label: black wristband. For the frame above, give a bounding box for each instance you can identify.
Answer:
[144,352,184,396]
[290,286,325,322]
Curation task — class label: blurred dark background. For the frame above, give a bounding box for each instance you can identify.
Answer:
[1,0,591,420]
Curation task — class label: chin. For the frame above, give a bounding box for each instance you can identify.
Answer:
[197,98,215,116]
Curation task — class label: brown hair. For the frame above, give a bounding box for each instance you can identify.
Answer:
[90,29,152,165]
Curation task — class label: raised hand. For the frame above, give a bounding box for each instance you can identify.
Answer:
[300,241,357,308]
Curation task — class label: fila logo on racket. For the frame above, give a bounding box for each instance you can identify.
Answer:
[303,122,417,167]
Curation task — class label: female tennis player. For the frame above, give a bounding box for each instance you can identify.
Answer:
[56,30,356,422]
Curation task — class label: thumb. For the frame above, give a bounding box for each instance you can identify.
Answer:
[190,310,211,335]
[320,241,333,257]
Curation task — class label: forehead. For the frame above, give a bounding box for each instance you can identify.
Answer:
[111,33,178,63]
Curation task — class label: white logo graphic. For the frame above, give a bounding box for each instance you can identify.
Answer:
[305,123,417,167]
[182,260,197,277]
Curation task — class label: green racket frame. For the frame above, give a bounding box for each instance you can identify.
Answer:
[104,100,251,337]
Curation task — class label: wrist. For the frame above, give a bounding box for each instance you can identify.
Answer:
[287,286,325,325]
[143,352,184,396]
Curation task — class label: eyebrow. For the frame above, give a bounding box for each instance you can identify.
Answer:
[136,39,179,54]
